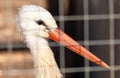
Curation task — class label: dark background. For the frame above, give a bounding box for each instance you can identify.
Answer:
[48,0,120,78]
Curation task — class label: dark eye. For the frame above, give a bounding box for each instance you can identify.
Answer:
[36,20,44,25]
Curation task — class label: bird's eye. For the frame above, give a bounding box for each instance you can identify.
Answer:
[36,20,44,25]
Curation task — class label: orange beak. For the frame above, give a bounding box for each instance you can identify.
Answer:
[49,28,110,69]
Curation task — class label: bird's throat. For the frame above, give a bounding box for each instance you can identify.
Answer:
[27,37,62,78]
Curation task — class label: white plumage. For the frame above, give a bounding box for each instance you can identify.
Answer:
[16,4,110,78]
[16,5,62,78]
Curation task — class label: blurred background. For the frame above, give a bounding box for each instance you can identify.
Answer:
[0,0,120,78]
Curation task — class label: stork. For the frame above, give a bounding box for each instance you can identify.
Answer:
[16,5,110,78]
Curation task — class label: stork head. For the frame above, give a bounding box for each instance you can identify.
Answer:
[16,5,57,38]
[16,5,110,69]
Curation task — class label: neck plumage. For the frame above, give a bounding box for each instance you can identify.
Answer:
[25,34,62,78]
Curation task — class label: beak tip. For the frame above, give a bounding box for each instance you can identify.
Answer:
[105,65,111,70]
[100,62,110,69]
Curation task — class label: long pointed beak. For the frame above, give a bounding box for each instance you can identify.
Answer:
[49,28,110,69]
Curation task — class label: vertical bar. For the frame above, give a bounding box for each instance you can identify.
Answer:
[109,0,115,78]
[58,0,65,77]
[6,0,13,78]
[83,0,90,78]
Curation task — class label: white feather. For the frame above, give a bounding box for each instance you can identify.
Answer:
[16,5,62,78]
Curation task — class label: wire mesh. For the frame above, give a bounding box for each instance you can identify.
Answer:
[0,0,120,78]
